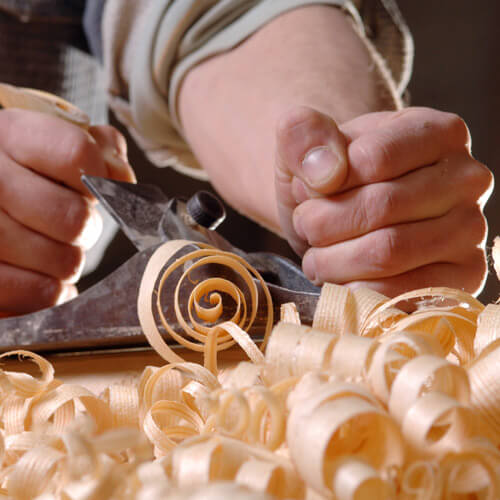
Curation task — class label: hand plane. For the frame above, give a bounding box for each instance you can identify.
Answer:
[0,175,320,353]
[0,83,320,354]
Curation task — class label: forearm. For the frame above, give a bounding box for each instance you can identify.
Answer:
[178,5,402,231]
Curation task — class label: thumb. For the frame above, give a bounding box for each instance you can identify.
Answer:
[275,106,348,255]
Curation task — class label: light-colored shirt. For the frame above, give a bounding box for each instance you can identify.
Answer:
[101,0,413,180]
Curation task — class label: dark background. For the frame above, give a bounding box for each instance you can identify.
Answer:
[84,1,500,305]
[397,1,500,304]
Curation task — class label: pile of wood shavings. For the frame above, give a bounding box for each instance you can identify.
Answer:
[0,240,498,499]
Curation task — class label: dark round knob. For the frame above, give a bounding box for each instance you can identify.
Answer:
[186,191,226,230]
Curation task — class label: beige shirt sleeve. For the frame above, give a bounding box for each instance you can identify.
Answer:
[102,0,413,181]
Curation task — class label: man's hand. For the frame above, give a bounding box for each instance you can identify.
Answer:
[177,5,492,297]
[275,106,493,297]
[0,109,135,315]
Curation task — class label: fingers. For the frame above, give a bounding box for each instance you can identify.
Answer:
[276,106,348,193]
[0,208,85,282]
[0,151,102,249]
[0,262,77,315]
[0,201,84,313]
[275,106,348,254]
[339,107,473,191]
[274,105,492,298]
[0,109,105,196]
[89,125,137,183]
[301,206,487,286]
[343,253,487,298]
[0,110,135,195]
[0,109,136,315]
[293,152,492,247]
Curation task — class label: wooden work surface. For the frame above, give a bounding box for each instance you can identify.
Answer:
[1,346,245,395]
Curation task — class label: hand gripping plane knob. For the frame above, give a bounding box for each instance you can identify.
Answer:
[186,191,226,230]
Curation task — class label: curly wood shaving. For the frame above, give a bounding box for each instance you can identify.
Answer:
[137,241,273,365]
[204,322,264,375]
[437,438,500,499]
[329,333,378,382]
[388,355,470,423]
[0,241,498,498]
[372,287,484,315]
[287,377,404,496]
[367,336,417,404]
[332,458,396,500]
[0,350,54,397]
[171,435,304,499]
[474,304,500,356]
[143,400,203,456]
[312,283,357,334]
[101,385,139,428]
[138,362,219,422]
[264,323,338,383]
[205,385,286,450]
[235,458,286,497]
[0,83,90,128]
[401,392,480,457]
[218,362,262,390]
[468,339,500,445]
[7,445,65,499]
[280,303,300,324]
[353,288,406,337]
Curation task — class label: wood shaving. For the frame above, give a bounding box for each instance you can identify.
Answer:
[0,240,497,499]
[0,83,90,128]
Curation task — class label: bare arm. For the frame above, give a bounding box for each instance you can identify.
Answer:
[177,4,492,297]
[178,5,400,231]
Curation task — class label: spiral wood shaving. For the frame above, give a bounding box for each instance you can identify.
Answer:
[0,240,497,499]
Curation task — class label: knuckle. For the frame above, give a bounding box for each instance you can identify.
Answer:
[380,185,399,224]
[91,125,128,154]
[277,106,322,140]
[389,107,471,148]
[66,130,97,169]
[299,201,329,246]
[351,192,371,233]
[350,134,393,178]
[469,161,493,196]
[62,198,92,242]
[57,245,84,282]
[105,126,127,153]
[461,207,487,245]
[368,183,398,228]
[445,112,470,145]
[36,276,63,308]
[367,227,403,274]
[349,184,398,236]
[451,156,493,202]
[462,249,488,295]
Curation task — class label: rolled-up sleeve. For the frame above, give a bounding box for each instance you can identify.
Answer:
[102,0,413,180]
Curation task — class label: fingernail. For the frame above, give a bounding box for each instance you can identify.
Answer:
[302,251,317,284]
[102,148,137,183]
[302,146,339,188]
[74,207,103,250]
